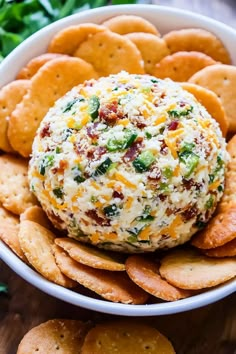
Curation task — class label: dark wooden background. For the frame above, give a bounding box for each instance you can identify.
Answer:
[1,1,236,353]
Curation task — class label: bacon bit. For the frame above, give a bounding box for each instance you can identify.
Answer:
[159,194,167,202]
[166,208,174,217]
[136,121,147,129]
[160,140,168,155]
[147,165,161,181]
[182,178,202,191]
[47,211,64,230]
[168,120,179,131]
[182,205,198,221]
[99,101,123,125]
[40,123,51,138]
[85,209,110,226]
[179,101,186,107]
[113,190,124,199]
[87,123,99,139]
[84,80,94,87]
[122,137,143,162]
[75,143,85,155]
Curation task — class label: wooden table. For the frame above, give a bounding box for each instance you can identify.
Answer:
[1,1,236,353]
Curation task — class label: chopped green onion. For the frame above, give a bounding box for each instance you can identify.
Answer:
[53,188,63,199]
[163,167,173,179]
[93,157,113,177]
[88,95,100,120]
[106,130,138,152]
[103,204,119,217]
[39,155,54,175]
[133,150,155,173]
[205,195,214,210]
[63,97,84,113]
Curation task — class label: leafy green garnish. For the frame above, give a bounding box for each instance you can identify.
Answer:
[0,0,136,62]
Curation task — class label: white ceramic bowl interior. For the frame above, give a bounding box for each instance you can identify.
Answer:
[0,4,235,316]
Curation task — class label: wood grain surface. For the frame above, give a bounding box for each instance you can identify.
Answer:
[1,1,236,354]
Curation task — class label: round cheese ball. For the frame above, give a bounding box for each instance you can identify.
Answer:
[29,72,227,252]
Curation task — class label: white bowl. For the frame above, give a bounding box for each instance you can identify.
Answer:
[0,4,235,316]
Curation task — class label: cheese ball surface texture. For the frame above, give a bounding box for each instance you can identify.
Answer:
[29,72,227,253]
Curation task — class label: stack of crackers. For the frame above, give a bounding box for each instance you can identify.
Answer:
[0,14,236,306]
[17,318,175,354]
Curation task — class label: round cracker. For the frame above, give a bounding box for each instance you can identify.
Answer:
[0,154,37,215]
[17,319,90,354]
[0,205,27,261]
[189,64,236,132]
[202,238,236,258]
[218,135,236,212]
[18,220,75,288]
[53,244,149,304]
[16,53,63,79]
[125,32,170,75]
[81,321,175,354]
[55,238,125,271]
[74,30,144,77]
[126,255,192,301]
[181,82,228,136]
[153,51,216,82]
[102,15,159,36]
[20,205,52,230]
[0,80,30,152]
[8,56,98,157]
[159,249,236,290]
[48,23,107,55]
[191,208,236,249]
[163,28,231,64]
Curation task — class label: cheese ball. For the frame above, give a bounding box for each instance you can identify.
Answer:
[29,72,227,252]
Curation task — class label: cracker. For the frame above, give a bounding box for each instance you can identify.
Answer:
[153,51,216,82]
[81,321,175,354]
[202,238,236,258]
[0,205,27,261]
[8,57,98,157]
[181,82,228,136]
[0,155,37,215]
[126,255,192,301]
[55,238,125,271]
[159,249,236,290]
[102,15,159,36]
[17,319,90,354]
[218,135,236,212]
[20,205,52,230]
[125,32,170,75]
[163,28,231,64]
[191,208,236,249]
[18,220,75,287]
[48,23,107,55]
[189,64,236,132]
[53,244,148,304]
[0,80,30,152]
[74,30,144,77]
[16,53,63,79]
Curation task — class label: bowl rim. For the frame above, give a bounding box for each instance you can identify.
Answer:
[1,240,235,316]
[0,4,236,316]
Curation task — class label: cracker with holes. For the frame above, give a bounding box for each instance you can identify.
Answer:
[218,135,236,211]
[153,51,216,82]
[53,244,148,304]
[17,319,90,354]
[102,15,159,36]
[160,249,236,290]
[74,30,144,77]
[189,64,236,132]
[0,155,37,215]
[81,321,175,354]
[17,53,63,79]
[0,205,27,261]
[202,238,236,258]
[55,238,125,271]
[8,57,98,157]
[18,220,76,287]
[48,23,107,55]
[0,80,30,152]
[191,208,236,249]
[126,255,192,301]
[163,28,231,64]
[181,82,228,136]
[125,33,170,75]
[20,205,52,230]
